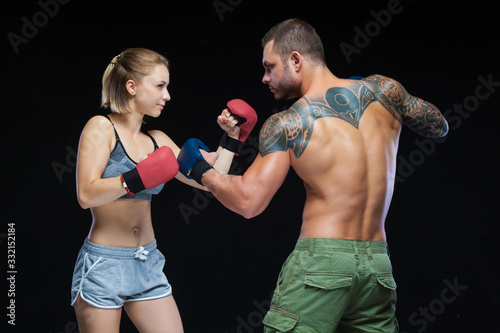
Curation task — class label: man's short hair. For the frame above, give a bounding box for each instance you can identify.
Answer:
[262,18,325,66]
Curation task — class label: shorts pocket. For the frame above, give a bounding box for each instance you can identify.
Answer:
[304,272,353,290]
[82,254,104,279]
[263,306,299,332]
[376,273,397,290]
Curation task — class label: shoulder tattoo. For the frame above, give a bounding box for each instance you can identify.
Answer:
[364,75,407,123]
[259,83,377,158]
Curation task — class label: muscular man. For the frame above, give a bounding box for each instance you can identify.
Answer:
[180,19,448,332]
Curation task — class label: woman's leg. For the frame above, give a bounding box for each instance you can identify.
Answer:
[74,294,122,333]
[124,295,184,333]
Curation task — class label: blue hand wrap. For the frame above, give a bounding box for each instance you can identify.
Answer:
[177,138,213,184]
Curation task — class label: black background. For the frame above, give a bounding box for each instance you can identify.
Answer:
[2,0,499,332]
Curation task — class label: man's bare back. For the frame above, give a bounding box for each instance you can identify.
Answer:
[258,75,447,241]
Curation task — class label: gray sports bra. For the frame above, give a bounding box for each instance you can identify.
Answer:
[101,115,164,200]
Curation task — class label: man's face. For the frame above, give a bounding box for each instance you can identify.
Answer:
[262,41,297,100]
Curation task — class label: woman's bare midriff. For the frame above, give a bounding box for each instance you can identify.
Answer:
[87,199,155,248]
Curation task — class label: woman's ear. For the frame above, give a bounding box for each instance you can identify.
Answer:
[126,79,136,96]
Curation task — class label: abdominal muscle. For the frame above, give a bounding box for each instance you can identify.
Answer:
[87,199,155,248]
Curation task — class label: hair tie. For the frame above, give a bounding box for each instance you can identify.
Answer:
[110,53,122,65]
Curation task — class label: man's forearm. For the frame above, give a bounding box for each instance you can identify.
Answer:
[202,169,258,219]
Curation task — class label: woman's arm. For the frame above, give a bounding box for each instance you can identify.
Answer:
[76,116,127,209]
[212,108,240,174]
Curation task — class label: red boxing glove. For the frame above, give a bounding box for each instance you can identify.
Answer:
[227,99,257,142]
[121,146,179,197]
[220,99,257,154]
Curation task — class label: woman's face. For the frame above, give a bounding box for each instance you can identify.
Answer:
[133,64,171,118]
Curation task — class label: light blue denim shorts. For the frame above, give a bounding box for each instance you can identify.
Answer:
[71,238,172,308]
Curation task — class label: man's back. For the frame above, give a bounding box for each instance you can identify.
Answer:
[259,75,447,241]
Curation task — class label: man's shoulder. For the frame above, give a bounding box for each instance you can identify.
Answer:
[361,74,406,123]
[279,98,311,115]
[361,74,402,93]
[261,99,309,127]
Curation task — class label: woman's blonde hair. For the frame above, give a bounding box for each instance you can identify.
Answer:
[101,48,169,114]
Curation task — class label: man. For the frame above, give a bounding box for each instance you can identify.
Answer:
[178,18,448,332]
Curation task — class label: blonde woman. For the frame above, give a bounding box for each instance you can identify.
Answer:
[71,48,242,332]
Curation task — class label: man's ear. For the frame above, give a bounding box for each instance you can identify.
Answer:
[290,51,302,72]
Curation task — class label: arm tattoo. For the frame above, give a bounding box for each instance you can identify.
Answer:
[401,97,446,136]
[365,74,447,137]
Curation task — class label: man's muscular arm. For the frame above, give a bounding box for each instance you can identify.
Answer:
[365,75,449,138]
[201,116,291,219]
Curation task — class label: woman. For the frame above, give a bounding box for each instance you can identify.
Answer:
[71,48,239,332]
